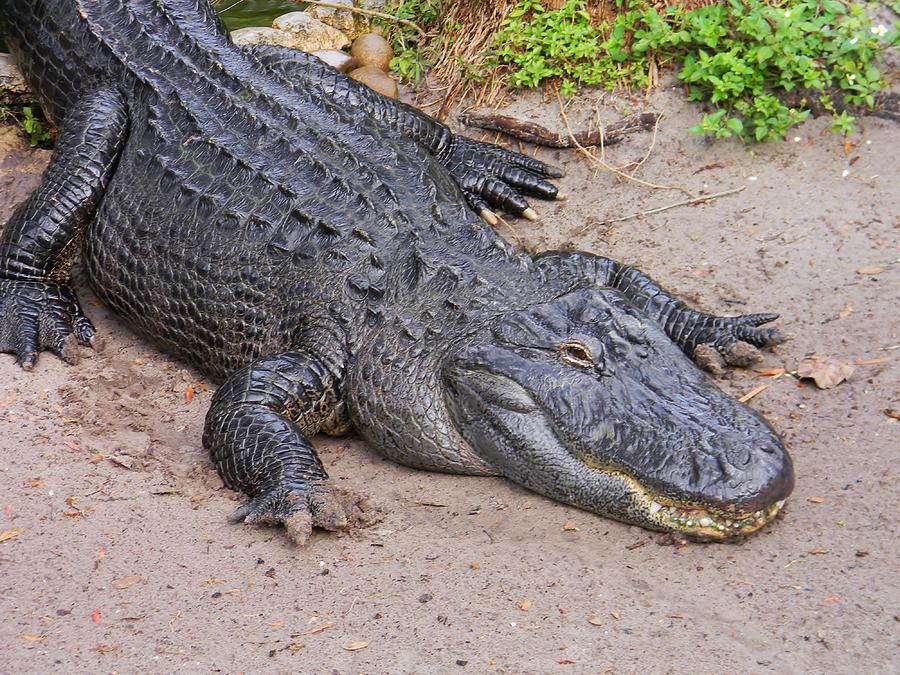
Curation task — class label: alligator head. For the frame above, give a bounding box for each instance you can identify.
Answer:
[444,287,794,540]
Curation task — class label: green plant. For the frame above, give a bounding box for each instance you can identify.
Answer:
[0,104,54,148]
[490,0,897,142]
[378,0,443,85]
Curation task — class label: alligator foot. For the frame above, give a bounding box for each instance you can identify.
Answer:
[687,313,784,373]
[0,279,95,369]
[447,137,564,220]
[230,480,381,546]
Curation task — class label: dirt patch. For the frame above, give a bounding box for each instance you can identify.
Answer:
[1,81,897,672]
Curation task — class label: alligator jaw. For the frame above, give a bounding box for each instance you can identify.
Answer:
[575,457,787,540]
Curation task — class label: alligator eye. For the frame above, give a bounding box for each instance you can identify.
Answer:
[559,340,593,367]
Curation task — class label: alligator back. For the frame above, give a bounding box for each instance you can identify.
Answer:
[4,0,526,379]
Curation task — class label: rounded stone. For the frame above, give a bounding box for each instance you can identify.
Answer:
[350,33,393,73]
[311,49,356,73]
[348,65,398,98]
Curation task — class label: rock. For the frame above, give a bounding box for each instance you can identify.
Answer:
[306,0,370,41]
[311,50,356,73]
[350,33,393,73]
[230,26,289,47]
[348,65,398,98]
[271,12,350,51]
[0,53,33,106]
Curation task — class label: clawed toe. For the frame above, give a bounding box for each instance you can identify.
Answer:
[230,482,380,545]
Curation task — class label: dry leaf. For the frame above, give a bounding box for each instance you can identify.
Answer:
[611,612,621,620]
[885,409,900,420]
[796,355,854,389]
[562,519,579,531]
[808,496,826,504]
[469,562,481,570]
[856,266,885,275]
[838,301,854,319]
[754,368,785,377]
[343,641,369,651]
[96,644,115,653]
[823,594,841,604]
[112,575,140,589]
[301,621,334,636]
[0,528,22,542]
[184,384,194,403]
[517,599,533,611]
[87,453,105,463]
[559,660,577,665]
[738,384,770,403]
[21,634,46,642]
[91,609,102,624]
[587,615,603,626]
[288,642,304,652]
[843,138,853,156]
[25,479,44,488]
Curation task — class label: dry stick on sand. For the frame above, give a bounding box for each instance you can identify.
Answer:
[577,186,747,234]
[554,89,690,196]
[459,110,662,148]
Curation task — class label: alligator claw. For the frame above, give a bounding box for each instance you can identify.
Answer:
[689,312,784,370]
[231,480,381,546]
[444,136,562,219]
[0,279,95,369]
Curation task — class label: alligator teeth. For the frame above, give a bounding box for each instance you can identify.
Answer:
[649,501,663,514]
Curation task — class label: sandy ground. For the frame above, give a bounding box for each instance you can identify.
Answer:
[1,79,897,673]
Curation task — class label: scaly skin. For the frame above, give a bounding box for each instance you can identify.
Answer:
[0,0,793,544]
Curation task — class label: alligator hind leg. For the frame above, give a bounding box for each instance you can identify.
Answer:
[204,347,377,545]
[535,251,784,368]
[0,87,128,368]
[242,45,562,221]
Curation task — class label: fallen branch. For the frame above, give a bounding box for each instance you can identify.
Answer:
[578,186,746,234]
[298,1,428,38]
[459,109,661,148]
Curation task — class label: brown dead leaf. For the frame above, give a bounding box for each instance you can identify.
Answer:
[469,562,481,570]
[843,138,853,156]
[21,634,46,642]
[808,496,826,504]
[184,384,194,403]
[517,599,533,611]
[856,266,885,275]
[796,355,854,389]
[87,453,105,464]
[611,612,621,620]
[190,495,207,503]
[754,368,785,377]
[288,642,304,652]
[587,615,603,626]
[0,528,22,542]
[562,519,579,531]
[809,548,829,555]
[885,409,900,420]
[559,660,577,665]
[25,479,44,488]
[823,594,841,604]
[91,609,101,624]
[343,641,369,651]
[112,575,140,589]
[301,621,334,636]
[96,644,115,653]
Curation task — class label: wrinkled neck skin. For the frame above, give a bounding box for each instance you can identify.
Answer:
[351,280,793,542]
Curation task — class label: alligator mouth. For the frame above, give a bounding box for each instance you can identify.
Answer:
[577,457,786,541]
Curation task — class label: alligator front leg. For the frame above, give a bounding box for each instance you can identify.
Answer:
[535,251,784,367]
[0,87,128,368]
[243,45,562,222]
[204,348,375,544]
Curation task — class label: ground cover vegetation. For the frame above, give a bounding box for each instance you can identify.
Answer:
[378,0,898,141]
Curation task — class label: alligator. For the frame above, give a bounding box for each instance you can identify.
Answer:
[0,0,793,544]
